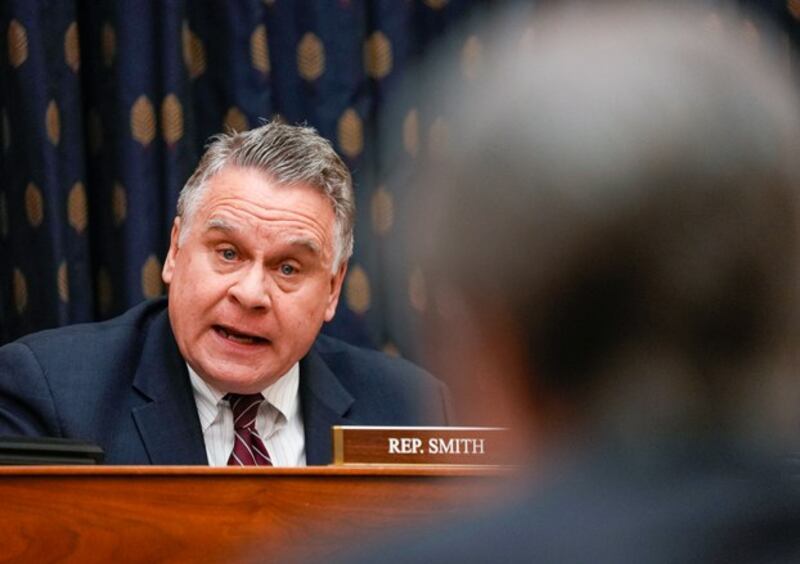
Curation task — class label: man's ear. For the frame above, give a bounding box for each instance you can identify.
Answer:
[162,217,182,285]
[324,262,348,322]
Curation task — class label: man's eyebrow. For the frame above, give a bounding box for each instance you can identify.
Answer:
[204,217,240,233]
[204,218,322,254]
[286,237,321,255]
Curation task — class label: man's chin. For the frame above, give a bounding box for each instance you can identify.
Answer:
[204,370,281,394]
[192,354,285,394]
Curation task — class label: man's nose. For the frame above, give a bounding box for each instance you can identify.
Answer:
[228,264,271,310]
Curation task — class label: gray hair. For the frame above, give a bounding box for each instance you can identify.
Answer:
[177,122,355,271]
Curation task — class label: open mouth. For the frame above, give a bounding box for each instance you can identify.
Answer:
[213,325,269,346]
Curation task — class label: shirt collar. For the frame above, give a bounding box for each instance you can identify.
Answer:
[188,363,300,433]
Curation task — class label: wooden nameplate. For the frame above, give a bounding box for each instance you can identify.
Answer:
[331,426,511,466]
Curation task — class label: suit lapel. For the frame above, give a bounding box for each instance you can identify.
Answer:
[131,308,207,465]
[129,309,355,465]
[300,346,354,465]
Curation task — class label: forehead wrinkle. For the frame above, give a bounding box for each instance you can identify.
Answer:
[203,199,334,261]
[208,198,330,234]
[207,213,328,257]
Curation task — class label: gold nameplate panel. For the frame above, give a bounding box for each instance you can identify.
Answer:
[331,426,511,466]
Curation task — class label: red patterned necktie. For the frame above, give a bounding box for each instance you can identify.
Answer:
[225,393,273,466]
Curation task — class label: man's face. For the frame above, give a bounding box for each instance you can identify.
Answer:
[162,165,347,393]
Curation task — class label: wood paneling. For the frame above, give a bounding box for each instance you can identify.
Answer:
[0,466,508,562]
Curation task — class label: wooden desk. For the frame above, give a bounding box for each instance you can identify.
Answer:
[0,466,506,562]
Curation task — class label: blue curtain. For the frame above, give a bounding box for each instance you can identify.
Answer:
[1,0,799,363]
[0,0,485,350]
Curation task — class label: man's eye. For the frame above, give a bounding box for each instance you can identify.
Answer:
[280,264,296,276]
[219,248,238,261]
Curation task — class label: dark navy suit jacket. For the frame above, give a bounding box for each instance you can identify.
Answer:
[0,299,451,464]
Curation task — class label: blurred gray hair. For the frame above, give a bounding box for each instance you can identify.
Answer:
[418,3,800,438]
[177,122,355,271]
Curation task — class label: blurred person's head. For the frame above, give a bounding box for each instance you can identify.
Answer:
[417,3,800,455]
[162,122,354,393]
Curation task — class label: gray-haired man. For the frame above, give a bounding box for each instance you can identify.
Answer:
[0,123,451,465]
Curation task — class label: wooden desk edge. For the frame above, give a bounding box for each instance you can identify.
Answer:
[0,464,512,477]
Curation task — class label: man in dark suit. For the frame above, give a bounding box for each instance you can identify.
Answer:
[0,123,450,465]
[351,3,800,562]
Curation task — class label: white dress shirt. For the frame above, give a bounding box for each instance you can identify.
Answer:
[188,363,306,467]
